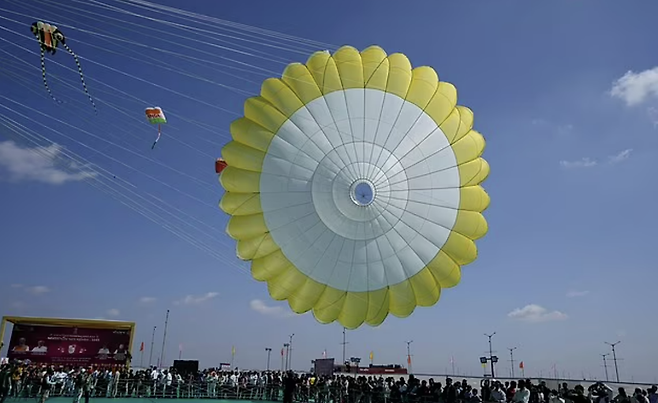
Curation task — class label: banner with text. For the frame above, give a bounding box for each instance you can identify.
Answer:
[7,324,131,365]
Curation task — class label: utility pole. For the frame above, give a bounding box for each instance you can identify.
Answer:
[485,332,496,378]
[601,354,610,382]
[265,348,272,371]
[281,345,286,371]
[605,341,621,382]
[508,347,518,378]
[159,310,170,368]
[341,327,348,365]
[288,334,295,371]
[406,340,413,374]
[148,326,156,367]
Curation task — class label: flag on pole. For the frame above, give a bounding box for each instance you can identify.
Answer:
[281,348,285,356]
[519,361,524,369]
[231,346,236,356]
[140,342,144,352]
[407,355,412,365]
[322,350,327,358]
[369,351,374,361]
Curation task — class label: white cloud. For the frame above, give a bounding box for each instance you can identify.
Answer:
[174,292,218,305]
[507,304,568,323]
[0,141,96,185]
[566,290,590,298]
[560,149,632,169]
[610,67,658,106]
[556,124,574,135]
[106,309,120,317]
[559,158,597,169]
[608,149,632,164]
[250,299,291,318]
[139,297,157,304]
[26,285,49,295]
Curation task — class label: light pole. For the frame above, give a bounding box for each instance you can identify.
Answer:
[605,341,621,382]
[341,327,348,365]
[508,347,518,378]
[406,340,413,374]
[148,326,156,367]
[283,343,290,370]
[485,332,496,378]
[288,334,295,371]
[601,353,609,382]
[281,344,287,371]
[265,348,272,371]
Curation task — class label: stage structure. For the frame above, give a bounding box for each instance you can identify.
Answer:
[1,316,136,366]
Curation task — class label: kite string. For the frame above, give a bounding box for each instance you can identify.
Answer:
[1,116,392,313]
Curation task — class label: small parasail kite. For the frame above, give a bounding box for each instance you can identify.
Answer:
[215,158,228,174]
[30,21,96,113]
[218,45,490,329]
[145,107,166,149]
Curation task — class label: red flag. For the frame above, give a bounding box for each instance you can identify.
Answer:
[139,342,144,352]
[281,348,284,356]
[407,356,412,365]
[519,361,524,369]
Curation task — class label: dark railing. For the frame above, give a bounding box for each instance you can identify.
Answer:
[6,378,397,403]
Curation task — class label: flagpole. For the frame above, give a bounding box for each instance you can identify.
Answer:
[148,326,156,367]
[179,344,182,360]
[140,344,144,368]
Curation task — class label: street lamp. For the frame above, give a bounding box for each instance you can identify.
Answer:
[288,334,295,371]
[601,353,609,382]
[605,341,621,382]
[484,332,497,378]
[406,340,413,374]
[283,343,290,371]
[508,347,518,378]
[265,347,272,371]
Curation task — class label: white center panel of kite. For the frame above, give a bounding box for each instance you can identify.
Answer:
[260,88,460,293]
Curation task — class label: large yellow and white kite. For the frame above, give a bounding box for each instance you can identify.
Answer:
[219,45,490,329]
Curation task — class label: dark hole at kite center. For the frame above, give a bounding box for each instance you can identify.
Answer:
[350,180,376,207]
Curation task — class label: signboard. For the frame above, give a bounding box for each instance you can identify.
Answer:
[314,358,335,376]
[7,323,131,365]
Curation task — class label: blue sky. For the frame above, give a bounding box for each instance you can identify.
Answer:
[1,0,657,383]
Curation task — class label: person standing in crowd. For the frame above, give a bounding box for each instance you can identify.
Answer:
[443,377,458,403]
[514,380,531,403]
[648,386,658,403]
[491,383,507,403]
[0,365,12,403]
[550,389,566,403]
[282,371,295,403]
[40,368,56,403]
[633,388,650,403]
[616,388,632,403]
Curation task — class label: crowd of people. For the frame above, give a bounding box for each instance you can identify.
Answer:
[0,361,656,403]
